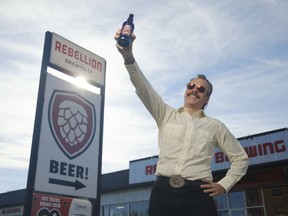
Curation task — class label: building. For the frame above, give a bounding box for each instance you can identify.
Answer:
[1,128,287,216]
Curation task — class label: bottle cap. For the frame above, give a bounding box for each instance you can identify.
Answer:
[128,14,134,22]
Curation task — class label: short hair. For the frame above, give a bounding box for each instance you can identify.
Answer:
[190,74,213,96]
[190,74,213,109]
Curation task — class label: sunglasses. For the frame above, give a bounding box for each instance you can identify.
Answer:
[186,83,206,93]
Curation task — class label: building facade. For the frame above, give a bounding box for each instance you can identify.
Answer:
[1,128,288,216]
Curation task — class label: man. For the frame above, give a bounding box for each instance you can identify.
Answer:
[115,30,249,216]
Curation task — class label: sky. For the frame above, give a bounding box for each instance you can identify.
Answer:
[0,0,287,193]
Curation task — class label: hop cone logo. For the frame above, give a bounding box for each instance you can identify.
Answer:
[49,90,96,159]
[58,100,88,147]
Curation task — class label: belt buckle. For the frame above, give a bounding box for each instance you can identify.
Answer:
[169,176,185,188]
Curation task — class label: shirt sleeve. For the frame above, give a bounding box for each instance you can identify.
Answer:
[216,123,249,192]
[125,61,168,127]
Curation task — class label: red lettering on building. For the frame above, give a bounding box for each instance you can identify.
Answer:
[145,164,157,175]
[215,152,228,163]
[54,40,102,72]
[245,140,285,157]
[215,139,286,164]
[275,140,286,152]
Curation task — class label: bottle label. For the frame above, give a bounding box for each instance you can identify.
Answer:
[122,25,132,36]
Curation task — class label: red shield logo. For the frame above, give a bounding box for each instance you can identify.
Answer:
[48,90,96,159]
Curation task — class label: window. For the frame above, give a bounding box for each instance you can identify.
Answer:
[215,189,265,215]
[130,202,139,216]
[217,210,229,216]
[101,205,109,216]
[230,210,245,216]
[140,201,149,216]
[245,189,265,216]
[229,192,245,209]
[215,194,229,209]
[215,194,229,216]
[129,201,149,216]
[110,203,128,216]
[245,189,263,207]
[246,207,265,216]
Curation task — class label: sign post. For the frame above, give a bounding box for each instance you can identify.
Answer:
[24,32,106,216]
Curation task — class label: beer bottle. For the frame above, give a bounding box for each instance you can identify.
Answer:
[117,14,134,47]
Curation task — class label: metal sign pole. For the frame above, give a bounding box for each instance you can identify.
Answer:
[94,78,106,215]
[23,31,52,216]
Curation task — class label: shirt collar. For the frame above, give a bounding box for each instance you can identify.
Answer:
[177,107,206,118]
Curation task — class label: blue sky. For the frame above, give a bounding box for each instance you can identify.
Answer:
[0,0,287,193]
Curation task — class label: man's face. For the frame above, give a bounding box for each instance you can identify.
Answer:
[184,78,210,111]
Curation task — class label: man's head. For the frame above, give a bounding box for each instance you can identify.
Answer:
[184,74,213,111]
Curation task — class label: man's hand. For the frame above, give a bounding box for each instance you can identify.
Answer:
[114,29,136,63]
[200,179,226,196]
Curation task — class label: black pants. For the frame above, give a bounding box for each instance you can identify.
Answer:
[148,180,218,216]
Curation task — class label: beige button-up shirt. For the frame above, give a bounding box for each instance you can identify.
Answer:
[125,61,249,192]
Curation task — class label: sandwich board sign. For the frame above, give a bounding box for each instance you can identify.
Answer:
[24,32,106,216]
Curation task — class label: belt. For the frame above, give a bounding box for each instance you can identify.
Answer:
[155,176,203,188]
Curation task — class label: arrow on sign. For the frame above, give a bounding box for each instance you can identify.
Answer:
[49,178,86,190]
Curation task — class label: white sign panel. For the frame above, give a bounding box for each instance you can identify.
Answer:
[129,157,158,184]
[34,73,101,198]
[50,33,105,86]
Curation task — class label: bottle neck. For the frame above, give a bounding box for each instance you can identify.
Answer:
[128,14,134,22]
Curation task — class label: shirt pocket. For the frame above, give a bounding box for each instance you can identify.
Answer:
[192,129,214,157]
[161,123,184,145]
